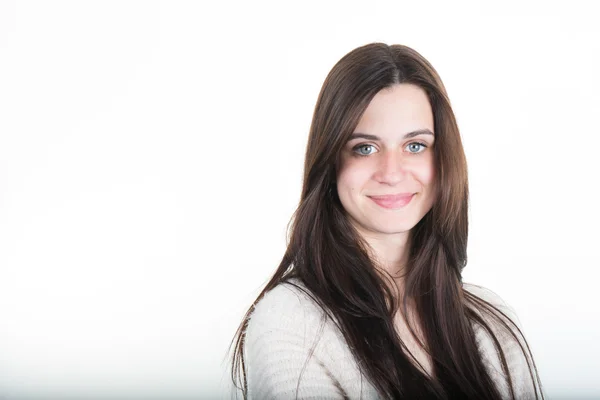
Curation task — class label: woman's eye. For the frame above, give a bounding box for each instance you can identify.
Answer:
[406,142,427,153]
[353,144,377,156]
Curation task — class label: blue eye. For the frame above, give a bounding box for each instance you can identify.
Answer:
[406,142,427,153]
[353,144,377,156]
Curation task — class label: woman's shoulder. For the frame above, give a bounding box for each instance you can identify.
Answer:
[246,278,326,333]
[463,283,538,398]
[462,282,509,305]
[462,283,522,327]
[244,277,335,364]
[243,278,379,399]
[462,282,526,346]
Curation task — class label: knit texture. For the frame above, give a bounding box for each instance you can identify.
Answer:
[244,278,538,399]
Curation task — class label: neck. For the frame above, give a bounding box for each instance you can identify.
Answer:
[354,227,412,299]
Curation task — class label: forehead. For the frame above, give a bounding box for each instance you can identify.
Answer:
[354,84,434,136]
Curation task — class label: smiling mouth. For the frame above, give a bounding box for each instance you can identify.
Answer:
[368,193,415,209]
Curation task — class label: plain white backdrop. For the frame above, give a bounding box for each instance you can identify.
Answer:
[1,1,598,399]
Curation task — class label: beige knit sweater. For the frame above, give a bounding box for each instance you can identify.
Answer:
[244,278,538,399]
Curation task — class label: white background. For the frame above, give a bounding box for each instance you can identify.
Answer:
[1,1,599,399]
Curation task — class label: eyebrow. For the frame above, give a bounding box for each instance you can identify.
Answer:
[348,129,434,142]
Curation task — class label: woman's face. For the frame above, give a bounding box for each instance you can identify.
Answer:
[336,83,436,237]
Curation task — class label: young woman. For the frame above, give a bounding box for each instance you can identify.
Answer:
[229,43,544,399]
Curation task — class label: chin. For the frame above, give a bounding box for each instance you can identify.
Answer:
[363,220,416,235]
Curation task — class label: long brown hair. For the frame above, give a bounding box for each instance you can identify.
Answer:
[229,43,544,399]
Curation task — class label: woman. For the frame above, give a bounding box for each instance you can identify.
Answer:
[229,43,544,399]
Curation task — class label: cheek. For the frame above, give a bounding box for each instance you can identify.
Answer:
[414,156,435,187]
[421,167,435,186]
[336,172,354,195]
[337,159,370,192]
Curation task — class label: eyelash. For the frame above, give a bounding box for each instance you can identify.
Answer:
[352,142,428,157]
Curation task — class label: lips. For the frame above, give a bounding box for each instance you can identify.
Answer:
[368,193,415,209]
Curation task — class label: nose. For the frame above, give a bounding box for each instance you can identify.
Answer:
[374,150,406,185]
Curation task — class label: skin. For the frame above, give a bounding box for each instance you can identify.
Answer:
[337,83,437,376]
[337,83,436,281]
